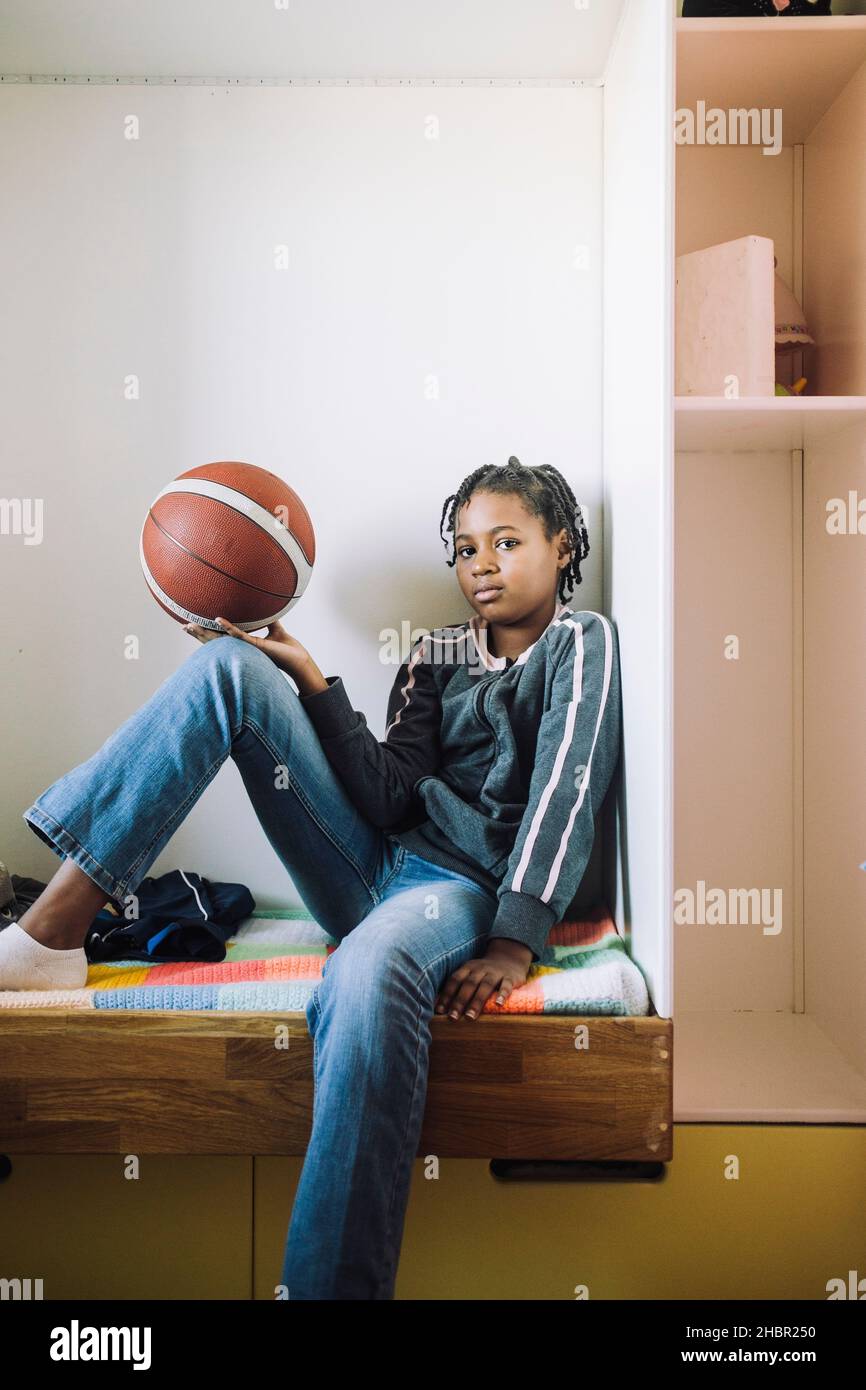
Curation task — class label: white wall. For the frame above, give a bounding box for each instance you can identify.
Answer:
[1,83,604,908]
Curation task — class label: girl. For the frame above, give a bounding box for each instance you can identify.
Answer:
[6,455,622,1299]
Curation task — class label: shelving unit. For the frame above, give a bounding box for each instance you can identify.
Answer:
[673,15,866,1122]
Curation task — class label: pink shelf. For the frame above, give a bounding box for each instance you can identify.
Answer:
[675,395,866,451]
[676,16,866,144]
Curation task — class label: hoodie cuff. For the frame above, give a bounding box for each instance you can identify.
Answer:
[489,890,558,964]
[298,675,360,740]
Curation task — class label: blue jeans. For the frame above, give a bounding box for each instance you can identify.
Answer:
[22,635,499,1299]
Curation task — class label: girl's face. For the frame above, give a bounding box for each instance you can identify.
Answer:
[454,490,571,622]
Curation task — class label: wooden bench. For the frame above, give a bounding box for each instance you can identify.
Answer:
[0,1007,672,1161]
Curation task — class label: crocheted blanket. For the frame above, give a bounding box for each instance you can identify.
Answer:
[0,902,650,1015]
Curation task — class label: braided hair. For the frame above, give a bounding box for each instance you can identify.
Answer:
[439,455,589,604]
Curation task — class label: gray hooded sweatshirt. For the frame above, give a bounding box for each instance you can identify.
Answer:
[298,600,622,962]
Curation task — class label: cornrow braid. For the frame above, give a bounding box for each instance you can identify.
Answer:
[439,455,590,604]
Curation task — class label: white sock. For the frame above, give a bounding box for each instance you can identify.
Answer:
[0,921,88,991]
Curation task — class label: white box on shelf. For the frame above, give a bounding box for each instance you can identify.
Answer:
[675,234,776,398]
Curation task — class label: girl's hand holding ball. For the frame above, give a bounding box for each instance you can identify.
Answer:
[184,615,316,685]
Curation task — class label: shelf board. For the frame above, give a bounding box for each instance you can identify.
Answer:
[676,17,866,145]
[674,1011,866,1123]
[675,395,866,451]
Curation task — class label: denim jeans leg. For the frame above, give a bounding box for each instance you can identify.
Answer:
[21,636,398,938]
[281,859,498,1301]
[21,634,500,1300]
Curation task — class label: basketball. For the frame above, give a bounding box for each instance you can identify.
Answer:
[140,461,316,632]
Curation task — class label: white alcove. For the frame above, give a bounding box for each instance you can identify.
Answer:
[1,1,674,1158]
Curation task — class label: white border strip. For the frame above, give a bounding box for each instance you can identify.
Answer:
[0,74,601,87]
[511,614,614,904]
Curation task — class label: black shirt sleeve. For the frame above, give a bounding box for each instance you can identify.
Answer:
[297,635,441,831]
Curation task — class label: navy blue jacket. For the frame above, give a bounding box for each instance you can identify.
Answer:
[299,602,622,962]
[84,869,255,963]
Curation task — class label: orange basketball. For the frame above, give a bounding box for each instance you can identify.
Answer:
[140,461,316,632]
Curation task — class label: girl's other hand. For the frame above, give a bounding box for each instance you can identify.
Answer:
[435,943,531,1021]
[184,616,312,680]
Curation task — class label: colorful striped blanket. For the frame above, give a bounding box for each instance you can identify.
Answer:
[0,902,650,1015]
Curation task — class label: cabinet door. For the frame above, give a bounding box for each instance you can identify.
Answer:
[0,1155,253,1299]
